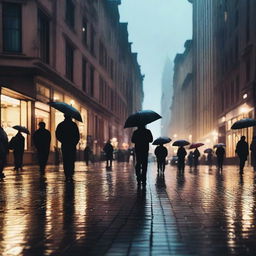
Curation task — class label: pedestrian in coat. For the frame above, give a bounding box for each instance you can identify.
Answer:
[250,136,256,171]
[236,136,249,174]
[0,127,8,178]
[33,122,51,173]
[154,144,168,173]
[193,148,200,169]
[56,114,80,181]
[84,145,92,166]
[9,131,25,171]
[177,146,187,172]
[188,151,193,168]
[131,125,153,187]
[216,146,225,170]
[103,140,114,168]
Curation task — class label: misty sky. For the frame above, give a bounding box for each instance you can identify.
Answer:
[119,0,192,138]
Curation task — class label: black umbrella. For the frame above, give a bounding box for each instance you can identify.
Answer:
[13,125,30,134]
[204,148,213,153]
[48,102,83,122]
[153,137,171,145]
[124,110,161,128]
[231,118,256,129]
[172,140,190,147]
[214,143,225,148]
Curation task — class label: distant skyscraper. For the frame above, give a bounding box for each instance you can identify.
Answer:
[161,58,173,136]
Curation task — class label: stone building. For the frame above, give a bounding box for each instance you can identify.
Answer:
[0,0,143,164]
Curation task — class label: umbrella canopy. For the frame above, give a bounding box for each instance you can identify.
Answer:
[124,110,161,128]
[12,125,30,134]
[153,136,171,145]
[189,143,204,149]
[231,118,256,129]
[48,102,83,122]
[172,140,190,147]
[214,143,225,148]
[204,148,213,153]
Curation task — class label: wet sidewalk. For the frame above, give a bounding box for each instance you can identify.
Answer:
[1,162,256,255]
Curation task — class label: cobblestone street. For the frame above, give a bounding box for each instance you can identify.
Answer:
[1,162,256,255]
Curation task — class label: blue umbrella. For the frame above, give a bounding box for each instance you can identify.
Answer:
[124,110,161,128]
[153,137,171,145]
[48,102,82,122]
[231,118,256,129]
[172,140,190,147]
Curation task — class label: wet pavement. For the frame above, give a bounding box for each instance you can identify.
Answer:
[1,162,256,255]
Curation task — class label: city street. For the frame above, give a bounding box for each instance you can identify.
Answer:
[1,162,256,255]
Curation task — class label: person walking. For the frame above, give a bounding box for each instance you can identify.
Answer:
[103,140,114,168]
[250,136,256,171]
[235,136,249,174]
[177,146,187,172]
[154,144,168,173]
[188,151,193,169]
[33,122,51,173]
[9,130,25,171]
[84,145,92,166]
[216,145,225,170]
[207,151,213,167]
[131,125,153,187]
[0,127,8,178]
[56,114,80,181]
[193,148,200,169]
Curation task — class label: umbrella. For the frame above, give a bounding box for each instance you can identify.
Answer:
[124,110,161,128]
[231,118,256,129]
[12,125,30,134]
[204,148,213,153]
[189,143,204,149]
[48,102,82,122]
[214,143,225,148]
[153,137,171,145]
[172,140,190,147]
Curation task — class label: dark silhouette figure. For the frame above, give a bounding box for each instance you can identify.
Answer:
[131,125,153,186]
[103,140,114,168]
[250,136,256,171]
[84,145,92,166]
[216,146,225,170]
[193,148,200,169]
[177,146,187,172]
[33,122,51,173]
[0,127,8,178]
[207,151,213,167]
[9,131,25,171]
[236,136,249,174]
[154,144,168,173]
[56,114,80,181]
[187,151,193,168]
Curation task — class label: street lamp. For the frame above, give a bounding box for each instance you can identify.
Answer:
[243,93,248,100]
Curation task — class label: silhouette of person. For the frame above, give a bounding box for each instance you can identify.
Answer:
[236,135,249,174]
[84,145,92,166]
[0,127,8,178]
[188,151,193,168]
[250,136,256,171]
[193,148,200,169]
[9,130,25,171]
[177,146,187,172]
[33,122,51,173]
[207,151,213,167]
[103,140,114,168]
[216,146,225,170]
[154,144,168,173]
[131,125,153,186]
[56,114,80,181]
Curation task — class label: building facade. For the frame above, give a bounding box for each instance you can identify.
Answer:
[0,0,143,164]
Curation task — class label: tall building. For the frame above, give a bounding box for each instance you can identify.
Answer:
[161,58,173,137]
[0,0,143,164]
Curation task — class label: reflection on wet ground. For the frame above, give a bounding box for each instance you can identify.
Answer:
[1,162,256,255]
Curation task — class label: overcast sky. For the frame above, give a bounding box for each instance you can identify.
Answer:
[119,0,192,138]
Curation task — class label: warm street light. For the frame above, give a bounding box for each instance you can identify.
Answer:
[243,93,248,99]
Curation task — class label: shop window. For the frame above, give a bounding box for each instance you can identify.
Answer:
[35,102,50,129]
[37,84,50,99]
[3,2,22,53]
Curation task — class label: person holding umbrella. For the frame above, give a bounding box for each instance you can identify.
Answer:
[187,151,194,169]
[193,148,201,169]
[103,140,114,168]
[0,126,8,178]
[33,122,51,173]
[177,146,187,172]
[235,136,249,174]
[215,144,225,170]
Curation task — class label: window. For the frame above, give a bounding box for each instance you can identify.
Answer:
[65,42,74,81]
[82,18,88,45]
[3,3,22,52]
[90,26,95,55]
[90,66,94,96]
[246,58,251,83]
[65,0,75,29]
[246,0,250,42]
[38,10,50,64]
[82,59,87,92]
